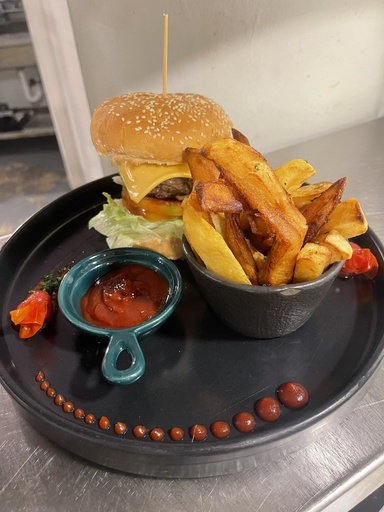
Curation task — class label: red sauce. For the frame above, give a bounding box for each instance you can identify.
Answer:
[149,428,165,441]
[277,382,309,409]
[74,408,85,420]
[40,380,50,391]
[169,427,184,441]
[232,412,256,433]
[62,401,75,413]
[35,371,45,382]
[34,371,311,442]
[210,421,231,439]
[98,416,111,430]
[114,422,128,435]
[132,425,147,439]
[84,413,96,424]
[80,265,169,329]
[255,397,281,422]
[189,424,207,442]
[54,394,65,406]
[46,387,56,398]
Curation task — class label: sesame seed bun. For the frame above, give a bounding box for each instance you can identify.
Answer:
[90,92,233,165]
[89,92,233,260]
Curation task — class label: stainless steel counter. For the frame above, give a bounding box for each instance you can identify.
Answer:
[1,118,383,511]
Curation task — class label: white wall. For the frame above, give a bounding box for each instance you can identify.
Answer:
[68,0,384,159]
[23,0,384,185]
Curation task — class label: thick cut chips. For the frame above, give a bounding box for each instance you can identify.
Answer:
[183,147,219,183]
[302,177,346,244]
[291,181,332,210]
[315,229,353,264]
[182,137,368,286]
[183,196,251,285]
[274,159,316,194]
[195,180,246,214]
[293,243,332,283]
[224,214,258,284]
[201,139,307,285]
[319,198,368,238]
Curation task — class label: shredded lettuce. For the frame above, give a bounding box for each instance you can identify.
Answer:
[88,193,184,249]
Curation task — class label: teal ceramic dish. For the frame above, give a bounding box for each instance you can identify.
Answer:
[58,248,182,385]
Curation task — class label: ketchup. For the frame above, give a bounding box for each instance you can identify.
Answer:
[80,265,168,329]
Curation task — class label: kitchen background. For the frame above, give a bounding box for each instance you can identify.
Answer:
[1,0,384,231]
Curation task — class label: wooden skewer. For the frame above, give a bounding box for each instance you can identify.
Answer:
[163,13,168,96]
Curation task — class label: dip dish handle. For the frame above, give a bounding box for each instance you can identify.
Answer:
[102,331,145,385]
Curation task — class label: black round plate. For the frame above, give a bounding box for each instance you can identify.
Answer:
[1,175,383,478]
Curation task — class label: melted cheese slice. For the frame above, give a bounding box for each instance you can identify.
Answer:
[117,162,191,204]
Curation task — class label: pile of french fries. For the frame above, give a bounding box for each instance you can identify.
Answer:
[182,137,368,286]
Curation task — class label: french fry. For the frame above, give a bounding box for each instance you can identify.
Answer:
[250,247,267,273]
[184,188,213,226]
[258,223,306,285]
[319,197,368,239]
[274,159,316,194]
[315,230,353,263]
[293,243,332,283]
[183,147,220,182]
[291,181,332,210]
[302,177,346,244]
[246,214,275,254]
[195,179,246,213]
[201,138,307,285]
[182,138,369,286]
[224,214,258,284]
[210,212,226,237]
[183,196,251,285]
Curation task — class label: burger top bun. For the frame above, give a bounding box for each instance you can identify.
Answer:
[90,92,233,165]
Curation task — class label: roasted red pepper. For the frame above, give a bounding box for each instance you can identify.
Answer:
[10,266,69,339]
[340,241,379,279]
[10,290,53,339]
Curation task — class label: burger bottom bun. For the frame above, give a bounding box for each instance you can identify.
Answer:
[132,235,184,261]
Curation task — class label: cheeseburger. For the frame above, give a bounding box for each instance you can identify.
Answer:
[89,92,233,259]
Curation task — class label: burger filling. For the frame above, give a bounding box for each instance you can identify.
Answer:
[122,185,187,222]
[148,177,193,200]
[117,161,192,222]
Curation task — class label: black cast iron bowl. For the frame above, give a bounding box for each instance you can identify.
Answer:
[182,236,344,339]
